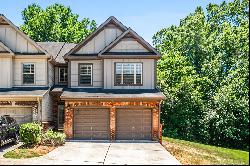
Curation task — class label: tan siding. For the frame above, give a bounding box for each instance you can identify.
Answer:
[70,60,103,88]
[48,61,54,87]
[75,27,122,54]
[13,58,47,86]
[0,45,7,51]
[104,59,155,89]
[0,25,41,53]
[55,67,59,85]
[0,57,12,88]
[42,90,53,122]
[110,39,149,52]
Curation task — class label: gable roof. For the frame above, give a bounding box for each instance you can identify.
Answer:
[0,41,14,55]
[38,42,76,63]
[0,14,50,57]
[64,16,127,59]
[98,28,161,58]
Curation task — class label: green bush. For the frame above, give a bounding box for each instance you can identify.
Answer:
[19,123,42,145]
[41,130,66,146]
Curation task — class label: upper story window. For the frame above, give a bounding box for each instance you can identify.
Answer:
[115,63,142,86]
[79,64,92,86]
[59,67,68,83]
[23,64,35,84]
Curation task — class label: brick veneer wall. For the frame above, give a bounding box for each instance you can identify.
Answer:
[64,101,161,141]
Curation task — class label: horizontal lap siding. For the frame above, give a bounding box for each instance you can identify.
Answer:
[104,59,155,89]
[13,58,47,86]
[42,90,53,122]
[0,57,12,88]
[70,60,103,88]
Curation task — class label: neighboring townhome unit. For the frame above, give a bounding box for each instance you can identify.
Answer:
[61,16,166,141]
[0,14,54,126]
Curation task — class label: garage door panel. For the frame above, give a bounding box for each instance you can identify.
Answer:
[116,109,152,140]
[0,107,32,124]
[74,108,109,140]
[92,132,109,140]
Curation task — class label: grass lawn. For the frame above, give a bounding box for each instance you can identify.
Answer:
[3,144,56,159]
[162,137,249,165]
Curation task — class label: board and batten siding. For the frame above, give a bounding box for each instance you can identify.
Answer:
[104,59,155,89]
[75,27,122,54]
[109,39,149,52]
[13,58,48,86]
[0,57,12,88]
[41,90,53,122]
[70,60,103,88]
[0,25,42,54]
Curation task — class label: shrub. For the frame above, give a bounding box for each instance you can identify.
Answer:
[19,123,42,145]
[41,130,66,146]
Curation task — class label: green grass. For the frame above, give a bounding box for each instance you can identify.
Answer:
[3,145,55,159]
[3,149,42,159]
[162,137,249,165]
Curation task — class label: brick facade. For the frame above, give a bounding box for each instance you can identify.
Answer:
[64,101,161,141]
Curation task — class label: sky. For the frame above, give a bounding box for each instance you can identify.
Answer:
[0,0,231,45]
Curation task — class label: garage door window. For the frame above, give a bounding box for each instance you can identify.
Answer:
[115,63,142,86]
[23,64,35,84]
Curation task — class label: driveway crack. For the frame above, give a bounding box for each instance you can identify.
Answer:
[103,143,111,165]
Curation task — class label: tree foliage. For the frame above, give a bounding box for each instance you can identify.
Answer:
[153,0,249,150]
[20,3,97,43]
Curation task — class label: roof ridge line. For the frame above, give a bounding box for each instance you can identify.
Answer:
[98,29,130,55]
[98,28,161,56]
[64,16,128,58]
[55,42,66,60]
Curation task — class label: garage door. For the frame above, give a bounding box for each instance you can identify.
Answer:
[116,109,152,140]
[74,108,110,140]
[0,107,32,124]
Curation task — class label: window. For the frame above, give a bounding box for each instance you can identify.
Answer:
[23,64,35,84]
[58,104,65,129]
[115,63,142,86]
[79,64,92,85]
[59,67,68,83]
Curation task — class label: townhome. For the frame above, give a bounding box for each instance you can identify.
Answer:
[0,14,54,126]
[0,15,166,141]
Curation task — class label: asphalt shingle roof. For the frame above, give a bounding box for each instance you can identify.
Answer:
[37,42,76,63]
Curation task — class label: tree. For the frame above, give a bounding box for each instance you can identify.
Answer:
[20,3,97,43]
[153,0,249,150]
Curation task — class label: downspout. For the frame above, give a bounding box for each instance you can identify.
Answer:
[37,97,42,123]
[159,100,163,144]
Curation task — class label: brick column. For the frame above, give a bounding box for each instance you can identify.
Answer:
[64,102,73,139]
[110,106,116,141]
[152,107,159,141]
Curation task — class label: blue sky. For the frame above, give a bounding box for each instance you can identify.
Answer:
[1,0,231,44]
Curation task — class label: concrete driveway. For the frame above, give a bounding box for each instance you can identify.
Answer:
[0,141,180,165]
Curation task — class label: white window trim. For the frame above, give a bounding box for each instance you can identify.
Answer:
[59,67,68,83]
[115,63,142,85]
[22,63,35,85]
[79,64,93,86]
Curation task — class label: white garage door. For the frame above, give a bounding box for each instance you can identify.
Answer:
[0,107,32,124]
